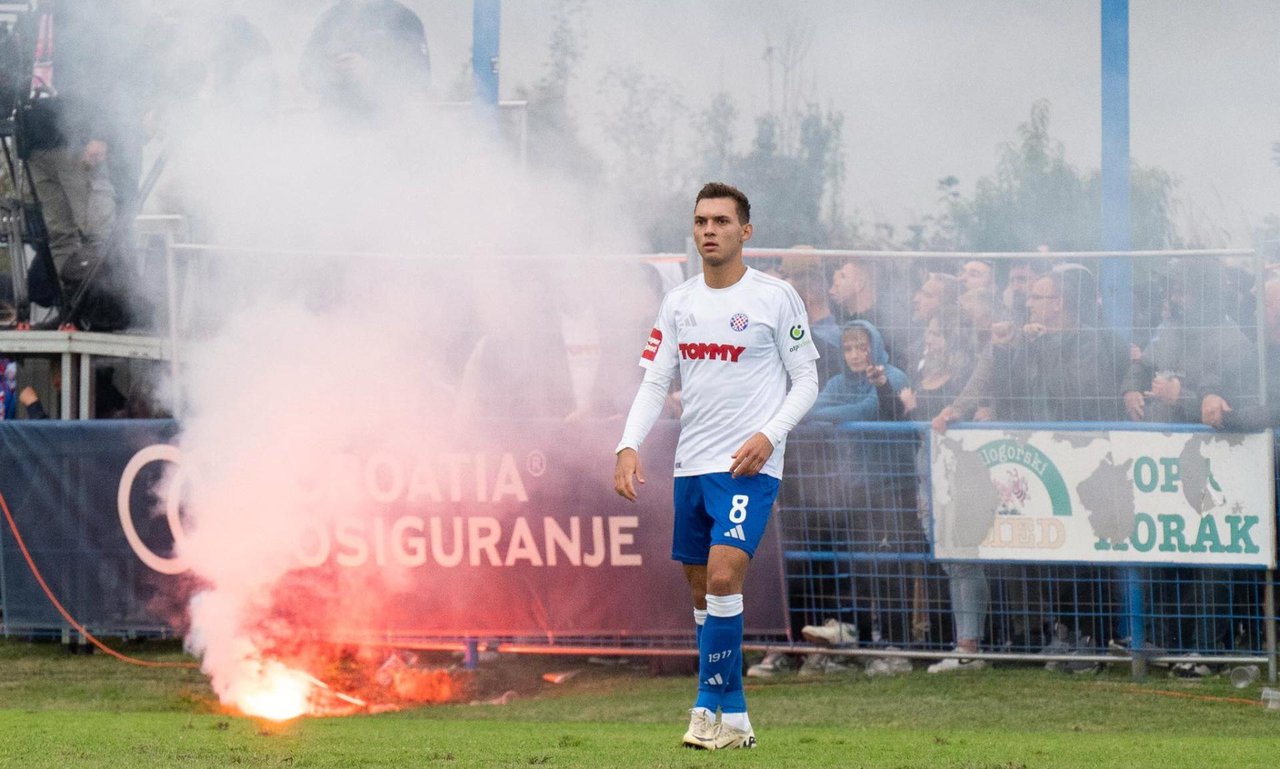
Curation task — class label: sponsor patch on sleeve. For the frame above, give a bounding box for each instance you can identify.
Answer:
[641,327,663,361]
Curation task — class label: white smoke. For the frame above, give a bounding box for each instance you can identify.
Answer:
[140,1,649,710]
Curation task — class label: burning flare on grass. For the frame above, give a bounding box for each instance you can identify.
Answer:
[186,602,319,722]
[233,659,315,722]
[228,659,371,722]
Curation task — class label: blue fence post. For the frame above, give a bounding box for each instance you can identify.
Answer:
[472,0,501,121]
[1100,0,1132,330]
[1266,578,1277,683]
[463,638,480,670]
[1100,0,1145,681]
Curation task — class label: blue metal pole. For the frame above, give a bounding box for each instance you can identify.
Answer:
[1100,0,1132,325]
[1101,0,1144,680]
[463,639,480,670]
[472,0,501,117]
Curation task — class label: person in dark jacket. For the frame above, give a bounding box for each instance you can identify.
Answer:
[1125,262,1263,655]
[934,263,1128,648]
[779,254,843,388]
[988,264,1129,423]
[20,0,151,306]
[301,0,431,121]
[1123,260,1260,429]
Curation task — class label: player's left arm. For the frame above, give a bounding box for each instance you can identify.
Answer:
[730,289,820,477]
[731,359,819,477]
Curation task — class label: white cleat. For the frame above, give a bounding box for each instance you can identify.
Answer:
[798,652,854,677]
[714,722,758,749]
[681,708,718,750]
[746,651,793,678]
[926,655,989,674]
[801,618,859,647]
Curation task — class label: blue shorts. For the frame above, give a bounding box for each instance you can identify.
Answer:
[671,472,780,564]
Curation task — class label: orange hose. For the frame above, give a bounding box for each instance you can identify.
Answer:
[0,486,197,669]
[1118,685,1263,707]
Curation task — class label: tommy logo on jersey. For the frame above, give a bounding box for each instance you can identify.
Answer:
[729,313,749,332]
[679,342,745,362]
[641,328,663,361]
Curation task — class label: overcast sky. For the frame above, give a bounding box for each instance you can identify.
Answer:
[272,1,1280,246]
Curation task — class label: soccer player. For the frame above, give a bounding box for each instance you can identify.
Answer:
[612,182,820,750]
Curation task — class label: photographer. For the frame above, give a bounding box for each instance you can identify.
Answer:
[17,0,150,322]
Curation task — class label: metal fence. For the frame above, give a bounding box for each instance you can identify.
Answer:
[777,422,1275,668]
[5,236,1278,679]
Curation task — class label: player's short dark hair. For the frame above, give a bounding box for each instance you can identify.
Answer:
[695,182,750,224]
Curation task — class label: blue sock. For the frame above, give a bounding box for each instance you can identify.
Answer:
[694,608,707,647]
[696,594,744,713]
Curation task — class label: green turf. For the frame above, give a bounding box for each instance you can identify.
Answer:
[1,639,1278,768]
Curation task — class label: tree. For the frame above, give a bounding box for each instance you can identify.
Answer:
[933,100,1180,252]
[597,64,850,250]
[1121,165,1181,251]
[515,0,601,181]
[951,100,1095,251]
[903,176,962,251]
[696,92,738,182]
[597,65,689,250]
[725,104,848,247]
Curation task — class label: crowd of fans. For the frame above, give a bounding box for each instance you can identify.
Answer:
[746,251,1275,676]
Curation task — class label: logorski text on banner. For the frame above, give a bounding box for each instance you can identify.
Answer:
[930,427,1276,567]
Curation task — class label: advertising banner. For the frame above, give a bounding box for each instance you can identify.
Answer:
[0,420,786,638]
[931,427,1276,567]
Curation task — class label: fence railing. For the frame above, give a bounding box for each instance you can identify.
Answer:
[774,420,1276,679]
[6,233,1279,680]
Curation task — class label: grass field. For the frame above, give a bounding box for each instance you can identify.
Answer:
[1,639,1278,768]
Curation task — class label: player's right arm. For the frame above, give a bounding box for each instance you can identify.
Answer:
[614,447,644,501]
[614,367,676,500]
[613,300,679,501]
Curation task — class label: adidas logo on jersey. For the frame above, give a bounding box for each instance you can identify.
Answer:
[678,314,699,329]
[704,673,724,686]
[722,524,746,541]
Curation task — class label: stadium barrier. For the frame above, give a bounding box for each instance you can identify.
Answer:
[778,421,1275,677]
[0,418,1273,681]
[2,237,1276,681]
[0,418,788,640]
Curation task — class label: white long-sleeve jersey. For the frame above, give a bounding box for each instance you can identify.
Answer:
[616,268,820,479]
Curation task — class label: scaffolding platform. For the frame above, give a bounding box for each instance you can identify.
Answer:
[0,330,170,419]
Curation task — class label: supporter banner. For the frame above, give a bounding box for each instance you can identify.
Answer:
[931,427,1276,567]
[0,420,786,637]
